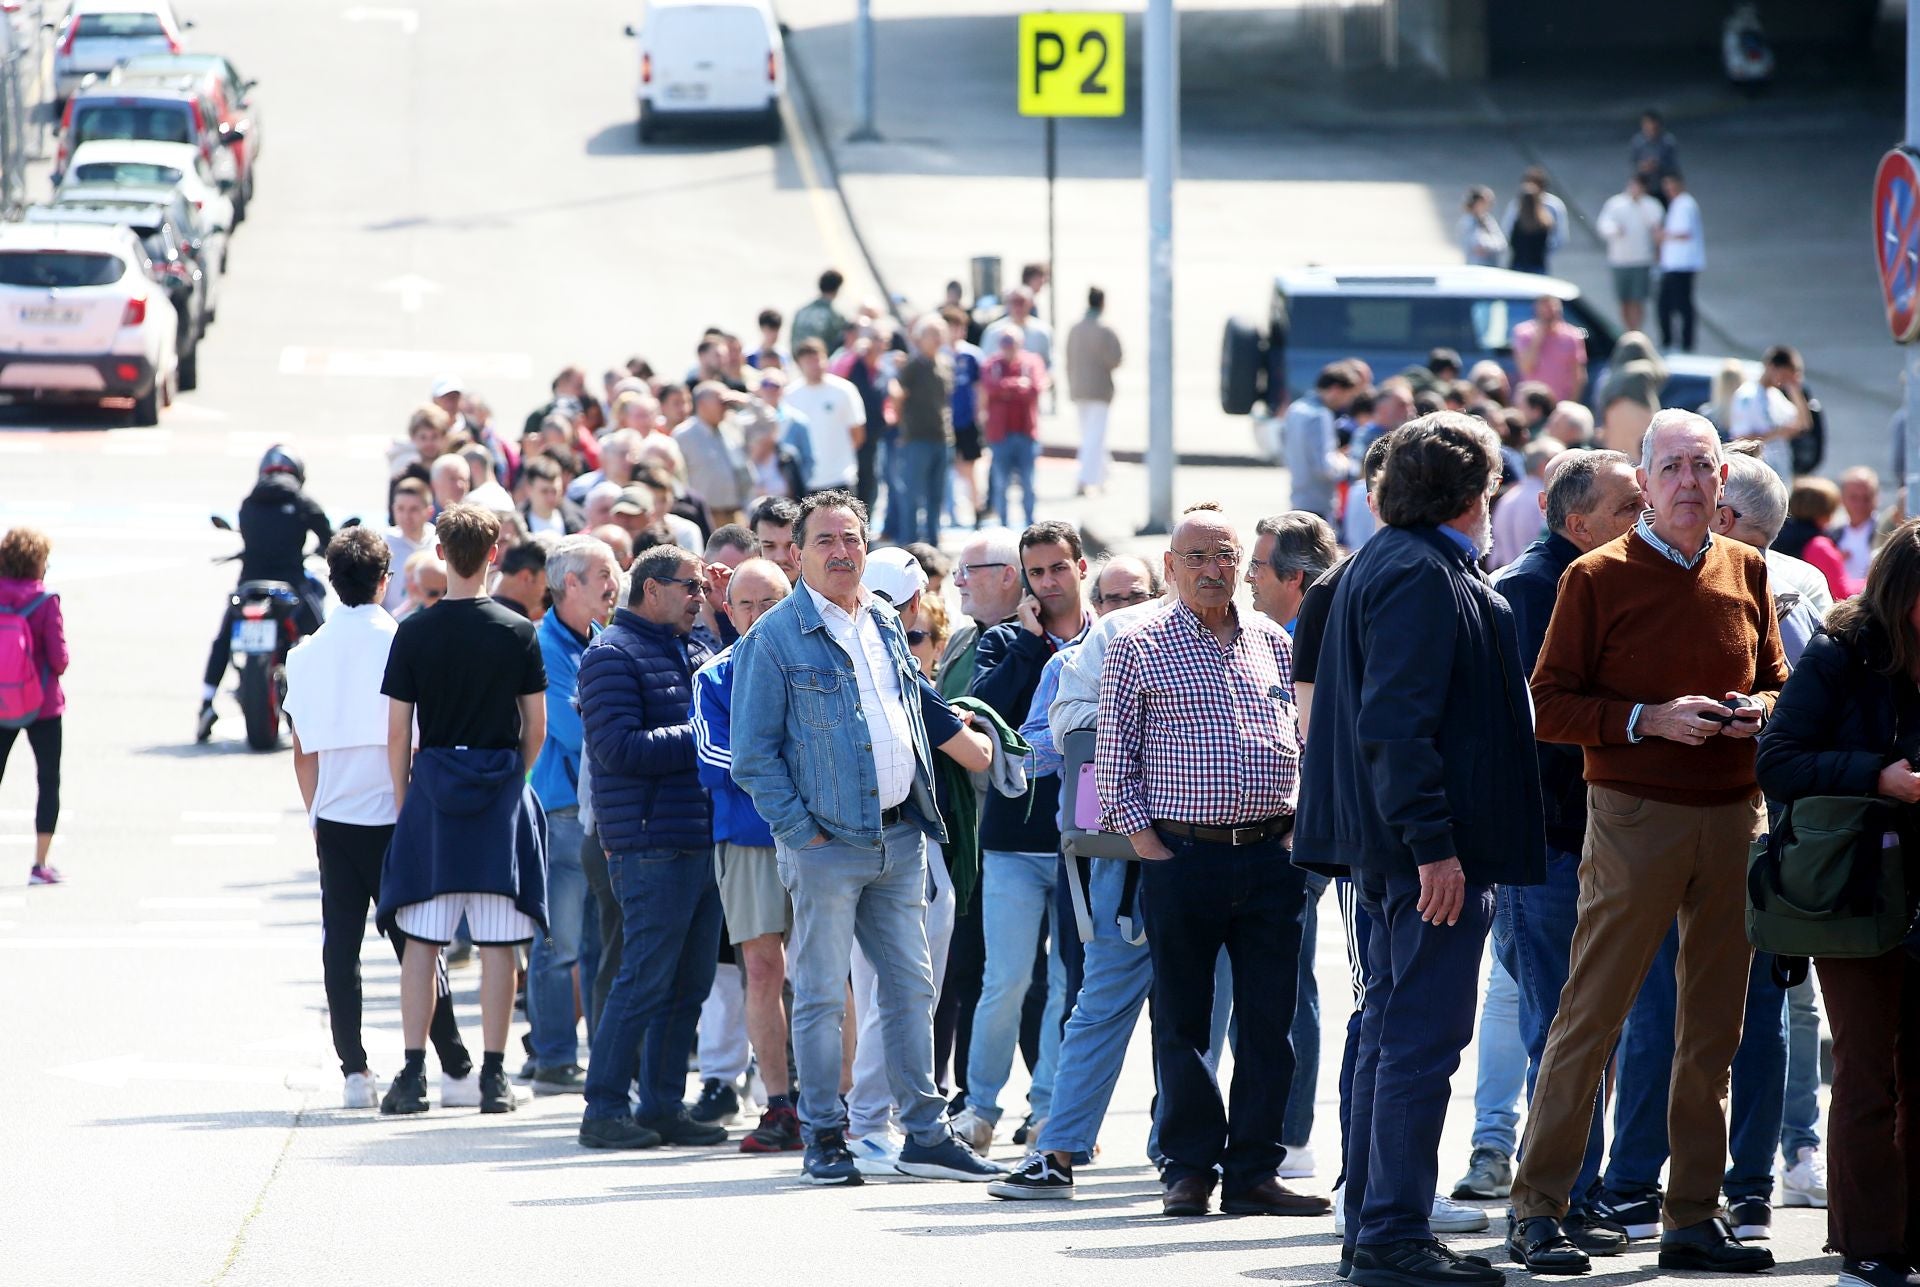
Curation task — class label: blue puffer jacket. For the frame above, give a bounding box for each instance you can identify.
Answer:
[579,608,713,855]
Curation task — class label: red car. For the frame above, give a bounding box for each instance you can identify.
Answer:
[118,54,259,220]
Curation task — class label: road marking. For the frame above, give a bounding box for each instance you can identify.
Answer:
[51,1054,322,1089]
[171,834,278,847]
[343,5,418,35]
[135,920,264,933]
[181,811,288,825]
[0,936,308,950]
[279,346,531,381]
[101,429,174,456]
[778,92,861,292]
[139,896,263,911]
[376,273,441,313]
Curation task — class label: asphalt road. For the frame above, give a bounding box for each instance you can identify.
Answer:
[0,2,1847,1284]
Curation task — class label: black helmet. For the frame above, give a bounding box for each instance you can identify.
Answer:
[258,444,305,486]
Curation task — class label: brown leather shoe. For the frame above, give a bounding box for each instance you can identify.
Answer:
[1162,1174,1215,1216]
[1220,1177,1334,1217]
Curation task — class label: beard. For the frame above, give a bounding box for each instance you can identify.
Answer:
[1473,508,1494,558]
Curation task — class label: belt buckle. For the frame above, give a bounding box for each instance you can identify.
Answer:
[1230,824,1258,846]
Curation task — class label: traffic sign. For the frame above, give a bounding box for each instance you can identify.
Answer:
[1018,12,1125,117]
[1874,146,1920,343]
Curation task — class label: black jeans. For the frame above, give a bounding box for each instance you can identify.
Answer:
[1140,832,1309,1191]
[0,715,60,834]
[1658,269,1697,352]
[936,874,987,1099]
[316,818,470,1078]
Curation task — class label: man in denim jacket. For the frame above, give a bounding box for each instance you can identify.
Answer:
[731,490,998,1187]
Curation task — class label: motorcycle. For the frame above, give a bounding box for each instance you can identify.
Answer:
[208,514,355,751]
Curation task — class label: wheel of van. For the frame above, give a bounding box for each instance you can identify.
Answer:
[761,104,782,143]
[1220,316,1265,416]
[131,380,161,426]
[637,103,657,144]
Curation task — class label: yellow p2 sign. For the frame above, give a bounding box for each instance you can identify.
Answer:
[1018,12,1125,117]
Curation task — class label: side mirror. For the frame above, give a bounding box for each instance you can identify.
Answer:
[210,515,233,531]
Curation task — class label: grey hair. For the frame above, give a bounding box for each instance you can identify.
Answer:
[912,313,946,346]
[1720,452,1789,542]
[544,533,613,595]
[1523,437,1565,477]
[969,525,1021,567]
[1547,400,1594,440]
[1544,448,1633,535]
[1256,511,1339,581]
[628,544,698,606]
[1639,408,1722,472]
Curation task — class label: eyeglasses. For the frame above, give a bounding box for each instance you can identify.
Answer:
[906,629,930,646]
[1718,503,1743,522]
[1172,549,1242,570]
[955,561,1009,581]
[1099,590,1155,608]
[651,575,711,597]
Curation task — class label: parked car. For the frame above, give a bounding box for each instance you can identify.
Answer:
[55,73,221,186]
[31,186,213,388]
[59,137,235,267]
[52,0,190,102]
[117,54,258,219]
[0,219,178,423]
[623,0,784,143]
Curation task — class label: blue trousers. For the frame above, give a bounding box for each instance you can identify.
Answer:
[987,432,1038,530]
[527,809,601,1068]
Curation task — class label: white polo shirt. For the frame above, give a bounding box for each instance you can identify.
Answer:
[806,582,916,809]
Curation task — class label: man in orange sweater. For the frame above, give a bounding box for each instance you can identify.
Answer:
[1507,410,1788,1277]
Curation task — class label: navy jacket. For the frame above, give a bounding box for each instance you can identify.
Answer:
[970,621,1070,854]
[1293,524,1545,886]
[579,608,713,855]
[376,747,549,936]
[1490,533,1588,854]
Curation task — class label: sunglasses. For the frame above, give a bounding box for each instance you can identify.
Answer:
[907,629,930,646]
[651,575,711,597]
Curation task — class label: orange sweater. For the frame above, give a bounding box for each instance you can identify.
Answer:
[1530,528,1788,806]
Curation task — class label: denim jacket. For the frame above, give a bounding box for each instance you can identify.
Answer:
[730,583,962,850]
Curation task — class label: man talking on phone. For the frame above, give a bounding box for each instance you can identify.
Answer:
[1507,411,1789,1276]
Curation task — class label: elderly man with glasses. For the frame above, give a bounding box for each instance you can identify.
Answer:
[1096,503,1329,1220]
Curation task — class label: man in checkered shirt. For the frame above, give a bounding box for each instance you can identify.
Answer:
[1095,503,1328,1221]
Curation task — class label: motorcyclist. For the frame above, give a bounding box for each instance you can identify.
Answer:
[196,446,333,742]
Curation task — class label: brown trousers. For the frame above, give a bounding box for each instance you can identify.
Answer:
[1816,948,1920,1262]
[1510,786,1764,1229]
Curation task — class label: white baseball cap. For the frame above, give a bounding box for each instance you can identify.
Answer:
[430,376,464,399]
[861,546,927,608]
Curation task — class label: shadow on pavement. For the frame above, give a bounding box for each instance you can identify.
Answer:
[1059,1229,1340,1258]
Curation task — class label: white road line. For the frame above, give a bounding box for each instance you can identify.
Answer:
[135,920,264,932]
[138,896,262,911]
[278,346,531,381]
[171,834,278,847]
[0,936,308,950]
[180,811,288,826]
[102,430,174,456]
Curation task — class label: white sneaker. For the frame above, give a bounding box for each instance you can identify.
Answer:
[950,1106,995,1154]
[1430,1192,1491,1233]
[846,1133,903,1177]
[441,1071,481,1108]
[1278,1143,1317,1179]
[1333,1182,1345,1236]
[1782,1144,1829,1207]
[343,1070,380,1109]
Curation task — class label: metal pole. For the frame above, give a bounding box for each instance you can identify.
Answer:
[851,0,878,141]
[1907,0,1920,512]
[1046,116,1058,335]
[1141,0,1177,535]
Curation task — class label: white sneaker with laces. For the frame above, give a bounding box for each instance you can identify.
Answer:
[343,1070,379,1109]
[1430,1192,1491,1233]
[1782,1145,1828,1208]
[441,1071,481,1108]
[950,1106,995,1154]
[1278,1143,1317,1179]
[846,1133,903,1177]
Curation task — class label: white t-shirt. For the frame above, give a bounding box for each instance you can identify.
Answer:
[1596,192,1663,267]
[1660,193,1706,272]
[312,746,398,827]
[784,374,865,489]
[525,506,567,537]
[1837,519,1876,582]
[382,524,434,614]
[1730,380,1797,481]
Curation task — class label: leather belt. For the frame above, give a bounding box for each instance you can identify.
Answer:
[1153,815,1293,847]
[880,804,906,828]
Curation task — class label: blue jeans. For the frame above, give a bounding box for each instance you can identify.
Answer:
[781,822,948,1146]
[1782,977,1822,1159]
[1284,872,1330,1147]
[964,848,1063,1124]
[879,434,907,542]
[1038,857,1154,1156]
[1346,869,1493,1249]
[1141,834,1309,1192]
[987,432,1038,529]
[1494,846,1605,1208]
[1337,878,1372,1189]
[527,809,600,1069]
[1470,957,1526,1155]
[898,439,950,547]
[1604,929,1787,1205]
[582,847,721,1122]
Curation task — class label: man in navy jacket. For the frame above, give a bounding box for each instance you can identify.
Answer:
[576,543,722,1151]
[1294,414,1545,1287]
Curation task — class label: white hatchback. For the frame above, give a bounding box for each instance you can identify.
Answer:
[53,0,190,101]
[60,138,232,268]
[626,0,784,143]
[0,221,177,423]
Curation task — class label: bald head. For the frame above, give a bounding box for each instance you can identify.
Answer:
[1092,555,1159,615]
[724,556,791,635]
[1165,508,1241,615]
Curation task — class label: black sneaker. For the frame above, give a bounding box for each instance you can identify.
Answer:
[740,1105,805,1154]
[690,1076,740,1125]
[1562,1208,1628,1255]
[1728,1197,1771,1240]
[479,1066,517,1113]
[579,1115,663,1150]
[1841,1258,1920,1287]
[988,1151,1074,1200]
[1012,1114,1038,1146]
[803,1129,864,1186]
[379,1069,429,1115]
[530,1063,587,1095]
[1350,1239,1503,1286]
[1590,1191,1660,1240]
[194,701,217,743]
[641,1107,729,1146]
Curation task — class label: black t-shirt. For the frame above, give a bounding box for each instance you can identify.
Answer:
[1290,555,1353,686]
[381,597,547,749]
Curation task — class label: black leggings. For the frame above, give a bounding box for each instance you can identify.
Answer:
[0,716,60,834]
[316,818,471,1078]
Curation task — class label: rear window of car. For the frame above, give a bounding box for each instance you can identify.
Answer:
[0,252,126,288]
[1286,295,1520,354]
[72,103,194,147]
[73,161,183,186]
[75,13,168,37]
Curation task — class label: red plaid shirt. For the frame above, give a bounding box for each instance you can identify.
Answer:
[1096,600,1301,835]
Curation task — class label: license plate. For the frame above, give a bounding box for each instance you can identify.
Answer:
[20,305,80,326]
[663,82,708,102]
[230,619,278,653]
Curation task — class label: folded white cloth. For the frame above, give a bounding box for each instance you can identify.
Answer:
[284,604,397,753]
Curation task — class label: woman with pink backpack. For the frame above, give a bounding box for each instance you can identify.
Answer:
[0,526,68,885]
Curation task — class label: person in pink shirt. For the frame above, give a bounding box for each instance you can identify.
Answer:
[981,329,1049,528]
[0,526,70,885]
[1511,296,1588,404]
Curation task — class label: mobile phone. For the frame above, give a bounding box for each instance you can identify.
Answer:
[1697,707,1733,726]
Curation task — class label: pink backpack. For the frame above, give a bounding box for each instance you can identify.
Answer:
[0,593,50,728]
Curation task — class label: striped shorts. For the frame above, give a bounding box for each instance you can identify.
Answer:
[393,891,536,946]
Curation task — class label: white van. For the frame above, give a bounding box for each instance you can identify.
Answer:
[625,0,784,143]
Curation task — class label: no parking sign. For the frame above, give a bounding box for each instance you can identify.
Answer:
[1874,146,1920,343]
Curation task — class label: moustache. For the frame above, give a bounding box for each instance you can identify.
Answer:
[1196,577,1229,589]
[826,559,858,572]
